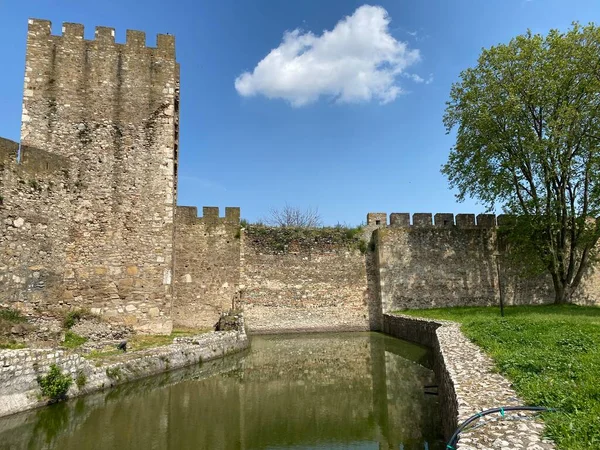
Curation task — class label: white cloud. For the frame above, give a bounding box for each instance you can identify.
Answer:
[404,73,434,84]
[234,5,422,107]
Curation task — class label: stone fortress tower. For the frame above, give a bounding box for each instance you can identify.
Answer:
[1,19,180,333]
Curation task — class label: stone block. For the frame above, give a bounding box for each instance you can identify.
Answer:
[412,213,433,227]
[476,214,496,228]
[455,214,476,228]
[389,213,410,227]
[434,213,454,227]
[366,213,387,226]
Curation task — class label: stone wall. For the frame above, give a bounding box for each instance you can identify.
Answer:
[374,212,600,312]
[0,139,74,311]
[2,19,182,333]
[383,314,554,449]
[172,206,241,329]
[239,226,376,333]
[0,327,248,418]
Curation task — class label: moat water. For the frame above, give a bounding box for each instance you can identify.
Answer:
[0,332,443,450]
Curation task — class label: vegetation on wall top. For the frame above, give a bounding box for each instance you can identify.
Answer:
[244,224,367,254]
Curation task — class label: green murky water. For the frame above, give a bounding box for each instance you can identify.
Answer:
[0,333,443,450]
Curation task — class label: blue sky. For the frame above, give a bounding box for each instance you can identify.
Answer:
[1,1,599,225]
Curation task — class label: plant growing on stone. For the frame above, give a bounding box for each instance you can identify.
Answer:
[105,367,122,381]
[0,308,27,323]
[443,23,600,304]
[357,239,368,254]
[63,308,92,329]
[245,224,366,254]
[37,364,72,402]
[75,370,87,389]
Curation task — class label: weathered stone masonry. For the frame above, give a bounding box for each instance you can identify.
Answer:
[2,19,180,333]
[372,212,600,314]
[172,206,241,329]
[239,225,376,333]
[1,138,73,313]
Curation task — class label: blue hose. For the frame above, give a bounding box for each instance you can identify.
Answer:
[446,405,556,449]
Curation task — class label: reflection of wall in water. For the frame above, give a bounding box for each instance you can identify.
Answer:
[0,334,442,450]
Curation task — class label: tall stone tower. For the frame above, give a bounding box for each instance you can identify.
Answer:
[19,19,180,333]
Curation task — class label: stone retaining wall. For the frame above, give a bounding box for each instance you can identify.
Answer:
[0,328,248,418]
[383,314,555,449]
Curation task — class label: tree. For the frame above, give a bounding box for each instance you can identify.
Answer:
[442,23,600,304]
[262,204,322,228]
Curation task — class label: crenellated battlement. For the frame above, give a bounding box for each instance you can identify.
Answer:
[22,18,181,162]
[27,19,176,57]
[176,206,241,226]
[367,212,504,229]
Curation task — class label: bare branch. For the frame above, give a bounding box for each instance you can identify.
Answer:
[262,204,322,228]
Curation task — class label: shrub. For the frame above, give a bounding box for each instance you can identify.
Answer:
[105,367,122,381]
[37,364,72,402]
[344,226,363,240]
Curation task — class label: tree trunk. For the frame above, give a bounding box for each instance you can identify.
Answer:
[554,288,570,304]
[552,274,570,304]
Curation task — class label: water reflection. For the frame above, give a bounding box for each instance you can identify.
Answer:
[0,333,443,450]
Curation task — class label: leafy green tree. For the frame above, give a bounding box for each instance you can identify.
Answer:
[443,23,600,304]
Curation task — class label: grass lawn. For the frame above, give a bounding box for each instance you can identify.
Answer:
[401,305,600,450]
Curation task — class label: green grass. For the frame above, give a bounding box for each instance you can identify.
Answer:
[400,305,600,449]
[0,342,27,350]
[85,348,122,363]
[83,328,209,362]
[129,328,209,351]
[62,331,88,349]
